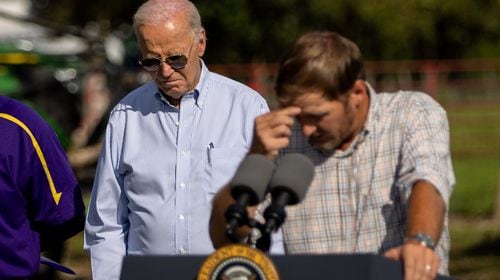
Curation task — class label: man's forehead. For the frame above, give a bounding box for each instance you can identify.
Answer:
[291,90,327,106]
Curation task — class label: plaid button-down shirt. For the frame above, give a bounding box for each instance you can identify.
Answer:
[278,83,455,274]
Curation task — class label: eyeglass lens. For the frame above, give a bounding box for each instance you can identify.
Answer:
[139,54,188,71]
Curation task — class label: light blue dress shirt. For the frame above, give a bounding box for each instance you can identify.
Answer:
[84,61,281,279]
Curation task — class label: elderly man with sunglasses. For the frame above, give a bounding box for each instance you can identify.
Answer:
[84,1,281,279]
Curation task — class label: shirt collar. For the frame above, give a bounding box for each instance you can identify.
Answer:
[155,58,209,109]
[194,59,209,108]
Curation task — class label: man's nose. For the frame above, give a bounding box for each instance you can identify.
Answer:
[302,124,317,137]
[158,61,175,76]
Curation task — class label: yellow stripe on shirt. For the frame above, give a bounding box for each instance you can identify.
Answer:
[0,113,62,205]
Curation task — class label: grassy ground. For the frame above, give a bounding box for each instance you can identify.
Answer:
[444,100,500,279]
[450,158,499,216]
[56,233,90,280]
[449,217,500,279]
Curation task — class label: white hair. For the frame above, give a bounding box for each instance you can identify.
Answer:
[133,0,202,38]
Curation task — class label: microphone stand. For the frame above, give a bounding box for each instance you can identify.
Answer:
[253,222,272,253]
[254,192,290,253]
[224,194,250,243]
[225,210,272,253]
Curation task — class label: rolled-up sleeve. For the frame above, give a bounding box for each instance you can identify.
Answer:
[400,94,455,206]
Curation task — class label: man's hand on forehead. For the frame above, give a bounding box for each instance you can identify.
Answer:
[250,106,301,159]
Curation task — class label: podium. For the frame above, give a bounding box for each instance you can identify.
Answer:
[121,253,454,280]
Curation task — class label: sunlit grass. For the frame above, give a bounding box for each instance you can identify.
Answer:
[449,219,500,279]
[450,158,500,216]
[445,101,500,217]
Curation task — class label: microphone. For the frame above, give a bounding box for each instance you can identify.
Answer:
[263,153,314,234]
[225,154,276,241]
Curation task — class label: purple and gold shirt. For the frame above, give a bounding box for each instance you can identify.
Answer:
[0,96,85,278]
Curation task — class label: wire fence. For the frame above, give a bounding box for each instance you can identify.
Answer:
[211,59,500,218]
[210,58,500,102]
[210,58,500,158]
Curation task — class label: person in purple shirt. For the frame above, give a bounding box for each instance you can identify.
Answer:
[0,95,85,278]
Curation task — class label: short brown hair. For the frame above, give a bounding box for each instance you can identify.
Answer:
[275,31,364,105]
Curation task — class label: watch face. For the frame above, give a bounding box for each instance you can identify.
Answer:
[198,244,279,280]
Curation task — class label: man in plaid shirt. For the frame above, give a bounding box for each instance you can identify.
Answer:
[210,31,454,280]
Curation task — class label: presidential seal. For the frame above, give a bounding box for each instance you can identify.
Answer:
[197,244,279,280]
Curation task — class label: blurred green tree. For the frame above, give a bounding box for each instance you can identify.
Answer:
[29,0,500,63]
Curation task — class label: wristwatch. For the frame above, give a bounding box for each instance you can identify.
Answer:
[405,232,436,250]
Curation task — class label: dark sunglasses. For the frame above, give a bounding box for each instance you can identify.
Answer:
[138,39,194,71]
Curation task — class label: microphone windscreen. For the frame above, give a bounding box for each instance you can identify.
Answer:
[268,153,314,205]
[230,154,276,205]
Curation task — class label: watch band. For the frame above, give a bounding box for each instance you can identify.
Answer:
[405,232,436,250]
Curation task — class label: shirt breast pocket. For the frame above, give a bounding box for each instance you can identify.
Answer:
[203,147,246,194]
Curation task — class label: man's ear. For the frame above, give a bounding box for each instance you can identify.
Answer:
[350,79,367,108]
[197,28,207,57]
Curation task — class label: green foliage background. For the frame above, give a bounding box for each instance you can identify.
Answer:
[30,0,500,63]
